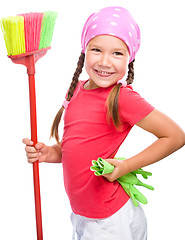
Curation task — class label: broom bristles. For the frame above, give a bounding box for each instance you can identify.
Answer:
[21,13,43,52]
[1,16,26,55]
[39,11,57,49]
[0,11,57,56]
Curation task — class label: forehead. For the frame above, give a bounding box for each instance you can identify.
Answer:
[87,35,129,50]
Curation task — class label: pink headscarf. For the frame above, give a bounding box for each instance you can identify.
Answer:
[81,6,141,63]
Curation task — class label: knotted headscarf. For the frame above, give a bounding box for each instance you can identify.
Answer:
[81,6,141,63]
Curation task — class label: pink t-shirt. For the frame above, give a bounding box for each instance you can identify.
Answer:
[61,81,154,218]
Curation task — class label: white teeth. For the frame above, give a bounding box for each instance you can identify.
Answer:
[97,70,111,74]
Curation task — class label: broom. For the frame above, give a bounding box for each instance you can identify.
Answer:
[1,11,57,240]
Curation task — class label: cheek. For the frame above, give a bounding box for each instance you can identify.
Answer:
[84,55,90,72]
[85,54,92,68]
[116,61,128,75]
[85,54,97,73]
[85,59,91,74]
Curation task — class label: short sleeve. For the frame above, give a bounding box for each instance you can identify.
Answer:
[64,81,82,100]
[118,85,154,126]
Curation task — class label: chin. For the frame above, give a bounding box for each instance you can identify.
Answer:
[97,81,114,88]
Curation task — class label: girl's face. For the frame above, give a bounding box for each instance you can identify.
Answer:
[84,35,130,90]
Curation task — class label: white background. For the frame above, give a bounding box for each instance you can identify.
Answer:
[0,0,184,239]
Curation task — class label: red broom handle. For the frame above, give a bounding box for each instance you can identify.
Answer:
[28,73,43,240]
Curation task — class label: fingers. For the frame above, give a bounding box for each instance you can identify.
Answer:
[102,158,121,170]
[102,158,128,182]
[22,138,43,150]
[34,143,45,151]
[26,151,40,161]
[27,157,39,164]
[103,173,115,183]
[26,147,40,163]
[104,158,119,167]
[22,138,34,146]
[22,138,41,163]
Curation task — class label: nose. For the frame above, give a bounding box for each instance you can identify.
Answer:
[98,53,111,68]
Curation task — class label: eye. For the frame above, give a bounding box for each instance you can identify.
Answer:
[91,48,101,52]
[113,51,123,56]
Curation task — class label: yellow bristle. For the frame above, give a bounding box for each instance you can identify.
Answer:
[0,16,25,56]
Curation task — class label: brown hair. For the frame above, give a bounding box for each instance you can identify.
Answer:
[50,54,135,143]
[50,52,85,143]
[106,59,135,129]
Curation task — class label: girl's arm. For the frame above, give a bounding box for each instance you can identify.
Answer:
[23,138,62,163]
[103,109,185,182]
[46,144,62,163]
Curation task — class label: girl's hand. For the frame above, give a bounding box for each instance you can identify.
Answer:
[22,138,48,163]
[102,158,129,182]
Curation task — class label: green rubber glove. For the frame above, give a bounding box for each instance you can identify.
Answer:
[90,157,154,207]
[131,169,152,179]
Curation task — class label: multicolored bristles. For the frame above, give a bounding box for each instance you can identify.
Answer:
[0,11,57,56]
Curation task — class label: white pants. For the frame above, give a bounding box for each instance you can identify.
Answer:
[70,198,147,240]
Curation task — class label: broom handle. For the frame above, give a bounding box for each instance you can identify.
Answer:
[28,73,43,240]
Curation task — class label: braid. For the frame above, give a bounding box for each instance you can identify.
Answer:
[106,59,135,129]
[66,52,85,101]
[50,52,85,143]
[126,59,135,84]
[106,84,122,128]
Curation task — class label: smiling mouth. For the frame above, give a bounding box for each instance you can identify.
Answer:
[94,69,114,77]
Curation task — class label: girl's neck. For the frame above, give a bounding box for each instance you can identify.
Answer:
[83,79,100,90]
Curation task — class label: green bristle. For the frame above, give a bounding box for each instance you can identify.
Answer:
[39,11,57,49]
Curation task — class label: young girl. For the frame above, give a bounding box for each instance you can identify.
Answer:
[23,6,185,240]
